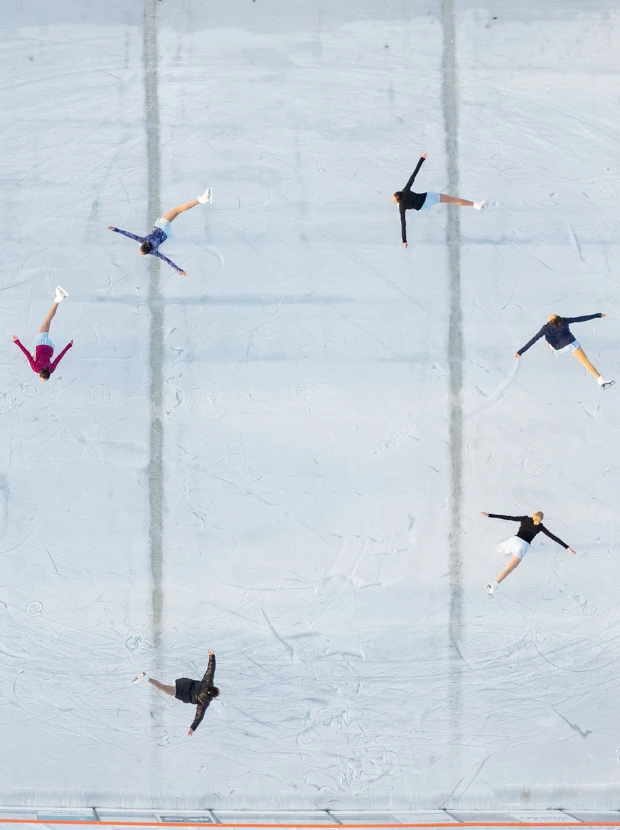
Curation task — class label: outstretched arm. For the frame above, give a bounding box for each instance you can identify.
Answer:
[108,226,145,243]
[188,701,208,735]
[402,155,427,192]
[400,205,408,245]
[482,512,527,522]
[50,341,73,373]
[564,313,603,325]
[13,338,36,372]
[201,652,216,688]
[540,525,569,550]
[153,250,186,276]
[516,326,545,356]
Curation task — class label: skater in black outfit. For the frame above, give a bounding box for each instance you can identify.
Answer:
[515,312,614,389]
[480,511,576,597]
[133,650,220,735]
[393,153,487,247]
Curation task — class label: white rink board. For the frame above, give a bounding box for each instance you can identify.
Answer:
[1,0,620,813]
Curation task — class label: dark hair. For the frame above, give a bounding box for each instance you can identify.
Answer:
[208,686,220,698]
[140,241,153,255]
[39,367,50,380]
[549,315,564,328]
[394,191,403,203]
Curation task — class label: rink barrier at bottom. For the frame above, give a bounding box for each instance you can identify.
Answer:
[0,810,620,828]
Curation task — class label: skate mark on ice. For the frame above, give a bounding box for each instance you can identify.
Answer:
[26,601,42,616]
[322,232,435,317]
[551,707,592,738]
[373,413,420,455]
[439,752,493,807]
[564,215,584,262]
[0,642,28,659]
[201,246,225,268]
[464,358,520,418]
[261,607,295,660]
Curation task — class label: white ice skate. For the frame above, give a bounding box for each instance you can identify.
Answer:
[197,187,212,205]
[487,582,496,598]
[54,285,68,303]
[474,201,488,212]
[132,671,147,684]
[598,376,615,390]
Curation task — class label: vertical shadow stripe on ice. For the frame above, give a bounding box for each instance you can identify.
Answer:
[144,0,164,745]
[441,0,464,747]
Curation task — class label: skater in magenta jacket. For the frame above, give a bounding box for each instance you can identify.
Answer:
[108,188,212,276]
[13,286,72,381]
[133,650,220,736]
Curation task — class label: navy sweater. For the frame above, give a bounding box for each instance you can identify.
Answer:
[397,157,428,243]
[517,314,602,356]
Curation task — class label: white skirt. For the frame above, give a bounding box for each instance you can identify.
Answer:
[497,536,530,560]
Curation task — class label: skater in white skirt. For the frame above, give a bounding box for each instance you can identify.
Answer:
[481,511,576,597]
[393,153,487,248]
[108,188,212,276]
[515,312,614,389]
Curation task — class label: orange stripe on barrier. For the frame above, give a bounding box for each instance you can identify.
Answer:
[0,822,620,828]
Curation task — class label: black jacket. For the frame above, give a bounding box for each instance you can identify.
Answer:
[398,156,427,243]
[488,514,568,548]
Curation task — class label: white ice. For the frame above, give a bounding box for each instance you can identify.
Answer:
[1,0,620,813]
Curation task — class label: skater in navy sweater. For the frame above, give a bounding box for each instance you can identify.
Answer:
[133,651,219,735]
[393,153,487,247]
[481,511,576,597]
[515,313,614,389]
[108,188,211,276]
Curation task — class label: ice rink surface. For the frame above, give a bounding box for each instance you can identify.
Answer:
[1,0,620,812]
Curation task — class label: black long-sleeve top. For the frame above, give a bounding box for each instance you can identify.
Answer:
[487,514,569,549]
[190,654,216,732]
[517,314,602,355]
[398,157,427,243]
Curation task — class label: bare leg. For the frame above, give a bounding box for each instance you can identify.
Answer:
[39,302,59,333]
[149,678,176,696]
[572,346,601,379]
[440,193,475,207]
[162,200,200,223]
[496,555,521,585]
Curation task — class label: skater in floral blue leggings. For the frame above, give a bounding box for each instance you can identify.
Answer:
[108,188,211,276]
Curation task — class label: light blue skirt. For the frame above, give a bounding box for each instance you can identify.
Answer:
[420,192,441,212]
[36,332,55,349]
[155,217,174,239]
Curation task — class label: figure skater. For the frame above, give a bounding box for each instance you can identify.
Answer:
[481,511,576,597]
[12,286,72,381]
[108,188,212,276]
[132,650,219,735]
[393,153,487,247]
[515,312,614,389]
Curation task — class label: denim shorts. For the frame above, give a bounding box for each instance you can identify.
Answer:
[36,332,55,349]
[555,340,580,355]
[419,192,440,212]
